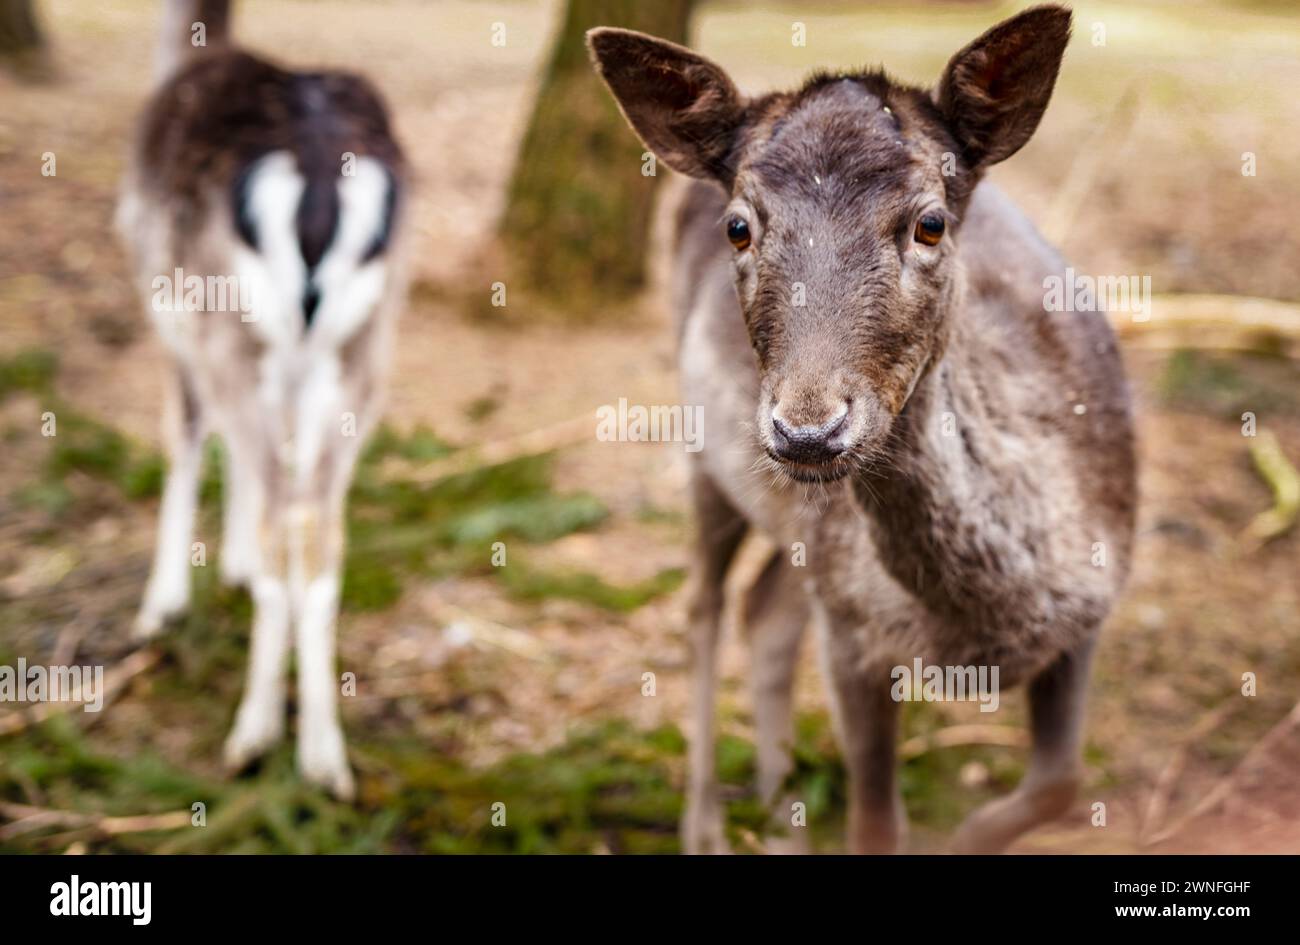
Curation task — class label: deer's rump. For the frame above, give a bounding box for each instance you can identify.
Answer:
[122,49,405,346]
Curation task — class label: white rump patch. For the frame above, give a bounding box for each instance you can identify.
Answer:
[308,157,390,346]
[235,151,308,347]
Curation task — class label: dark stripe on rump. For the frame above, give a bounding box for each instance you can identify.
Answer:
[231,160,260,252]
[295,165,338,327]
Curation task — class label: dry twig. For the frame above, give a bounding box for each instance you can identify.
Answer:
[0,800,191,842]
[1142,699,1300,847]
[899,724,1028,760]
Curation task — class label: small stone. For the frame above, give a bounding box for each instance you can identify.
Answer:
[959,760,990,789]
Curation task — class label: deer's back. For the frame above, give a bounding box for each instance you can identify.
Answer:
[952,184,1137,552]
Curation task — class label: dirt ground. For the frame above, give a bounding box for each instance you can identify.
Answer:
[1,0,1298,854]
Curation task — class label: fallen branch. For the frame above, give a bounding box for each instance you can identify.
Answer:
[1142,699,1300,847]
[0,646,161,737]
[1139,700,1239,846]
[1242,431,1300,549]
[0,800,191,842]
[1109,294,1300,358]
[899,724,1027,760]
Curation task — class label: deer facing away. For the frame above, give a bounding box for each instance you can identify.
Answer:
[116,0,407,798]
[590,4,1136,852]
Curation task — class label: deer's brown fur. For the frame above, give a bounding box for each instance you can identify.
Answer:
[591,4,1136,853]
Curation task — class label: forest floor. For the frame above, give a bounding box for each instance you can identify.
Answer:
[1,0,1298,853]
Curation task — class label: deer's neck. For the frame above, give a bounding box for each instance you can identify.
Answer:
[849,354,1042,630]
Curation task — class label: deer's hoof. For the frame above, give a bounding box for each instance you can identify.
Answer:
[298,725,355,802]
[132,606,178,642]
[219,563,251,589]
[223,706,284,774]
[949,777,1078,854]
[949,807,1016,855]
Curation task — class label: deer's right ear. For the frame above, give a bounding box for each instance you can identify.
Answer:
[587,28,744,183]
[935,5,1072,170]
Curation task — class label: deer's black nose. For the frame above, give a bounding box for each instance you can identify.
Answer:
[770,408,849,464]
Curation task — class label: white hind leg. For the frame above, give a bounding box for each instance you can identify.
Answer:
[294,533,351,799]
[224,431,291,771]
[220,438,260,587]
[288,358,371,800]
[136,366,204,640]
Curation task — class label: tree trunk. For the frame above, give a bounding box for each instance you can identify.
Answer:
[498,0,695,316]
[0,0,48,76]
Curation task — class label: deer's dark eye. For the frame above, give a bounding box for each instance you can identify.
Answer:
[914,214,945,246]
[726,217,751,251]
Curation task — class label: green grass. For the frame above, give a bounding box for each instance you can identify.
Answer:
[0,701,1031,853]
[0,348,58,400]
[497,561,684,612]
[0,714,689,854]
[1157,349,1300,419]
[3,349,167,515]
[343,435,611,611]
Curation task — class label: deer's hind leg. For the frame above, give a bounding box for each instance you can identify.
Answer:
[284,355,378,801]
[682,467,747,854]
[949,635,1097,854]
[135,364,206,640]
[219,435,260,588]
[223,420,292,774]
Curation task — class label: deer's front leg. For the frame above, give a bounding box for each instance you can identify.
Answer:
[682,471,746,854]
[949,636,1096,853]
[817,612,904,853]
[743,550,809,853]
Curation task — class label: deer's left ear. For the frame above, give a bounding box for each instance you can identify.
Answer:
[935,4,1072,169]
[587,27,745,183]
